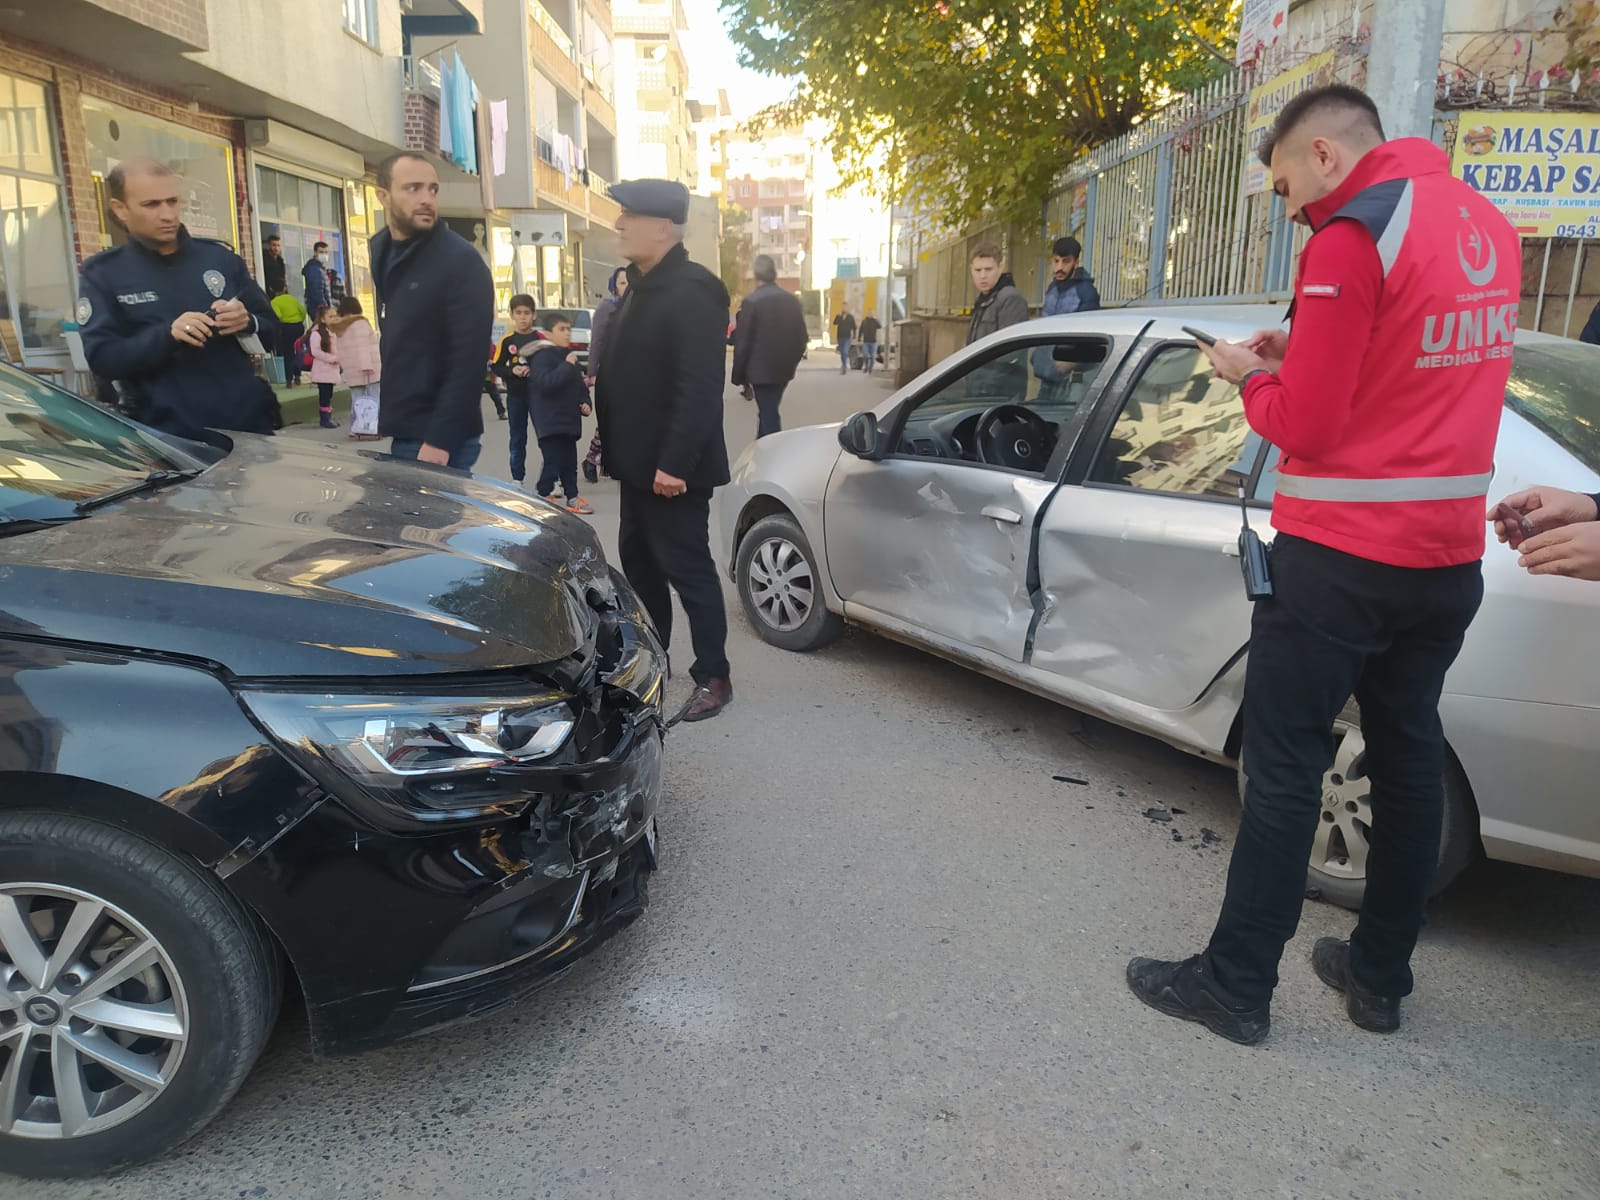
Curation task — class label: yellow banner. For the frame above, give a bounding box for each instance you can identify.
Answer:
[1452,111,1600,238]
[1243,51,1338,194]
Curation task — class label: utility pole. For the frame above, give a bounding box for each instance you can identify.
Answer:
[1364,0,1447,140]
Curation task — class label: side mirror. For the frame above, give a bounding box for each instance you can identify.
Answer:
[838,411,885,460]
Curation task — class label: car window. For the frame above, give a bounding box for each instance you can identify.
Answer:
[895,336,1111,475]
[1504,341,1600,471]
[0,366,199,524]
[1088,344,1263,500]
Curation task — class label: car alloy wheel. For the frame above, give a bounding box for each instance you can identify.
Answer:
[0,884,188,1140]
[747,536,815,633]
[1313,718,1371,884]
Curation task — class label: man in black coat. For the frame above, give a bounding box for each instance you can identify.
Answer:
[370,152,495,469]
[78,158,279,441]
[597,179,733,722]
[731,254,808,438]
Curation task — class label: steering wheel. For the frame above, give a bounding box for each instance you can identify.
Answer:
[974,404,1057,472]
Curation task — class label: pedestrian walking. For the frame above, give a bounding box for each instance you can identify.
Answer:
[303,241,331,313]
[527,311,594,515]
[494,293,555,486]
[598,178,733,723]
[965,241,1029,345]
[731,254,808,438]
[1127,85,1522,1045]
[482,347,509,420]
[330,296,381,439]
[831,304,856,374]
[269,284,307,386]
[583,266,628,482]
[857,312,882,375]
[369,152,494,469]
[78,157,280,440]
[1489,484,1600,580]
[263,233,288,297]
[306,305,341,429]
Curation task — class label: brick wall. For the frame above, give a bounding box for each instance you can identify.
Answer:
[0,29,253,273]
[403,91,442,158]
[85,0,209,50]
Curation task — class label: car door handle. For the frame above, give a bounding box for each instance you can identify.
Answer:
[982,505,1023,525]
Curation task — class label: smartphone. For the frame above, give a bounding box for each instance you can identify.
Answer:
[1493,501,1537,545]
[1181,325,1218,346]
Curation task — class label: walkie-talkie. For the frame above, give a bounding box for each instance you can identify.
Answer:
[1237,484,1273,600]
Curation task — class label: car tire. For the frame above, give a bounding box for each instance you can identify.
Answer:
[0,811,281,1178]
[1236,699,1478,911]
[735,514,845,653]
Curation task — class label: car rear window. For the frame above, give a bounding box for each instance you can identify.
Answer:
[1505,342,1600,471]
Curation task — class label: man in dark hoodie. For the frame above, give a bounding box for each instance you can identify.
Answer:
[1032,235,1101,398]
[597,179,733,723]
[965,241,1030,345]
[369,152,494,469]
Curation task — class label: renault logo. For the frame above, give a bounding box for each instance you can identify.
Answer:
[25,997,61,1025]
[1013,439,1032,459]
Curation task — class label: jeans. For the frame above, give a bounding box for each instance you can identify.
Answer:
[618,483,729,685]
[1206,534,1484,1005]
[752,382,786,438]
[389,436,482,472]
[507,391,531,481]
[535,435,579,501]
[280,351,301,385]
[837,337,852,372]
[861,341,878,373]
[315,382,334,412]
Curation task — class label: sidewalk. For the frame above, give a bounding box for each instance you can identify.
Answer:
[273,382,352,426]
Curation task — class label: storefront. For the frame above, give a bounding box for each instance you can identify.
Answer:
[345,179,385,317]
[81,97,239,250]
[0,68,80,369]
[245,121,362,313]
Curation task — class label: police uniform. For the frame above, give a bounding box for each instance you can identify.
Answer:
[78,226,279,440]
[597,180,733,719]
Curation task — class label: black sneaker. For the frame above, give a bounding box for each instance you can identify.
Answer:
[1126,954,1270,1046]
[1311,938,1401,1034]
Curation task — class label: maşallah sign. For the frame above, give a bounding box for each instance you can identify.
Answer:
[1451,111,1600,239]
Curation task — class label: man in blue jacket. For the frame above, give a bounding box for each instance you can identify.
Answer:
[302,241,331,312]
[370,153,494,469]
[78,158,279,440]
[1031,236,1100,397]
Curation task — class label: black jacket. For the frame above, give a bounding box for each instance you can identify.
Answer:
[370,224,494,452]
[525,346,589,440]
[967,273,1030,344]
[832,312,856,341]
[731,282,808,387]
[492,330,550,403]
[78,227,279,440]
[264,252,287,298]
[596,243,731,491]
[858,315,882,343]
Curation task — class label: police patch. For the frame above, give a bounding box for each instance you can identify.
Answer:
[203,269,226,298]
[76,296,93,324]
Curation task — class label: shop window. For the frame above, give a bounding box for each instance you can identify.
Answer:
[83,98,238,249]
[256,166,346,308]
[0,70,73,360]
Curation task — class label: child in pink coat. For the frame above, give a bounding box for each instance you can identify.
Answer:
[307,305,340,430]
[330,297,381,439]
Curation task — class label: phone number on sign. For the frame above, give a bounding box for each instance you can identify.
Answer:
[1553,222,1599,238]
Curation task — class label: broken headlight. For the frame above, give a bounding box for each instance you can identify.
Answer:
[241,689,575,816]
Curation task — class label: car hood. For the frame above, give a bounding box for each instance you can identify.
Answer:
[0,435,611,677]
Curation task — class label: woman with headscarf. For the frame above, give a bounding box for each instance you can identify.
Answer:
[582,266,629,483]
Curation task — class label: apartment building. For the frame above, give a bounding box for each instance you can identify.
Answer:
[613,0,696,188]
[720,122,812,294]
[0,0,493,378]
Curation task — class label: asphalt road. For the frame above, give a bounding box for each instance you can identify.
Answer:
[20,357,1600,1200]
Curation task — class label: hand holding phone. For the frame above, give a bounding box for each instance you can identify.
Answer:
[1181,325,1218,346]
[1493,501,1538,547]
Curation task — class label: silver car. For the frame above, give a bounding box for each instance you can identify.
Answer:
[718,306,1600,907]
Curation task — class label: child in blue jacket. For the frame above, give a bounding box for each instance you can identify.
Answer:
[526,312,594,514]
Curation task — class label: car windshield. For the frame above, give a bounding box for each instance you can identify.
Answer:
[1505,341,1600,471]
[0,366,204,525]
[546,309,592,330]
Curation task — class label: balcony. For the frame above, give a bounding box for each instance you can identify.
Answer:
[529,5,581,95]
[584,77,617,132]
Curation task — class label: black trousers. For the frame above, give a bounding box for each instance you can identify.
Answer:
[752,382,786,439]
[618,483,729,685]
[1206,534,1483,1005]
[535,435,579,501]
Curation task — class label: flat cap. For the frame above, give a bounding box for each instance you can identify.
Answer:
[609,178,690,224]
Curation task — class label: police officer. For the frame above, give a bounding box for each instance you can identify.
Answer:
[1128,86,1522,1045]
[78,158,278,441]
[597,179,733,722]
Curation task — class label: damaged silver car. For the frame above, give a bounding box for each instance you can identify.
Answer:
[718,306,1600,908]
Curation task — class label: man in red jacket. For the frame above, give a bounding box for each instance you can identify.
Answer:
[1128,86,1521,1045]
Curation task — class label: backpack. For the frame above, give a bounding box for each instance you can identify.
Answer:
[292,333,313,372]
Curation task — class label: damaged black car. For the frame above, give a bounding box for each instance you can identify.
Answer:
[0,365,665,1177]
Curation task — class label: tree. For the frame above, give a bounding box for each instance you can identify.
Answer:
[723,0,1235,225]
[719,203,753,298]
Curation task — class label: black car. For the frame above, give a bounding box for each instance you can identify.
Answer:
[0,365,665,1177]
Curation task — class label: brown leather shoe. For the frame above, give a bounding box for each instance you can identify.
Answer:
[675,678,732,724]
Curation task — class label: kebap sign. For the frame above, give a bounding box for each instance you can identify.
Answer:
[1451,111,1600,238]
